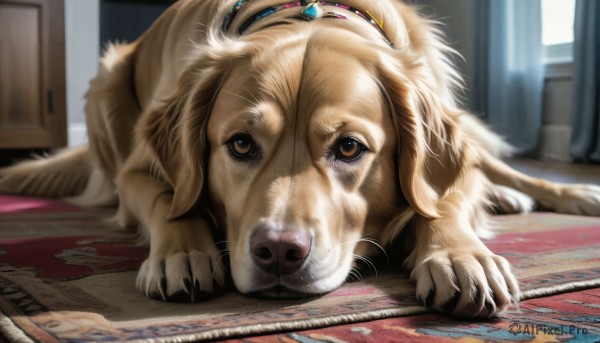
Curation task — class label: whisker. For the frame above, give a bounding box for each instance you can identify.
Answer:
[360,238,388,255]
[224,90,259,107]
[245,87,260,104]
[347,268,365,283]
[353,254,378,278]
[212,240,235,249]
[212,251,231,280]
[341,237,389,267]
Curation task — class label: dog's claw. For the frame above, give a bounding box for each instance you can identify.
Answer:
[441,291,460,314]
[183,278,192,295]
[159,276,167,301]
[424,290,435,309]
[485,298,496,315]
[413,251,519,318]
[136,249,225,303]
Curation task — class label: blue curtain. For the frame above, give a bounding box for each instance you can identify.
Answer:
[414,0,543,154]
[480,0,544,155]
[570,0,600,162]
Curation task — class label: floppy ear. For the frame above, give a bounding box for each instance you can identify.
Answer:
[378,57,471,219]
[140,72,218,219]
[141,44,248,220]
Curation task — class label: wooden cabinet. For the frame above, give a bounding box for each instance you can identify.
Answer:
[0,0,66,148]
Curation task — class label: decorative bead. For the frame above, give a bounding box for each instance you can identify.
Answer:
[303,1,324,20]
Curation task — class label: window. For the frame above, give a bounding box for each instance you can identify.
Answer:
[542,0,576,64]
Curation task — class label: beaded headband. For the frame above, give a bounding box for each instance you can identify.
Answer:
[221,0,394,47]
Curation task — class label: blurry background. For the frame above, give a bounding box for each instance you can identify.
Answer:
[415,0,587,163]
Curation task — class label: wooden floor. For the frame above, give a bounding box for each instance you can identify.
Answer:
[508,158,600,185]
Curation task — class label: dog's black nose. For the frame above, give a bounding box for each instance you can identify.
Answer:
[250,228,312,275]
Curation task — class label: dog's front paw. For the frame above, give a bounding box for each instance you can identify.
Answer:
[137,249,225,302]
[411,251,520,318]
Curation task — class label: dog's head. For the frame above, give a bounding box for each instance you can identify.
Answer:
[144,23,467,297]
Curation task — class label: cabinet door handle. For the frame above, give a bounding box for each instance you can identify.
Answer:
[48,90,55,114]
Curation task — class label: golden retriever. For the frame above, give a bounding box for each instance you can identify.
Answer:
[2,0,599,318]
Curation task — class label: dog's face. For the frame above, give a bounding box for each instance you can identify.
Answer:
[206,31,401,296]
[153,26,454,298]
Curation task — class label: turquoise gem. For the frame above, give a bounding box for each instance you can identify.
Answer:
[303,2,323,19]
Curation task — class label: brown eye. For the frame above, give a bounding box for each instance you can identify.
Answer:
[335,137,366,162]
[227,133,260,161]
[233,138,252,155]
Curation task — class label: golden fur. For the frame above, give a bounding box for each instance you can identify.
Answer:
[2,0,599,318]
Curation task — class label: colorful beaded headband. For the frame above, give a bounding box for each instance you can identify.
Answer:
[221,0,394,47]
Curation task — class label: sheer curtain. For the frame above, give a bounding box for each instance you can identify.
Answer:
[481,0,544,154]
[415,0,544,155]
[570,0,600,162]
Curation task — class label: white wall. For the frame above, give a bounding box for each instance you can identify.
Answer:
[539,64,573,161]
[413,0,480,108]
[65,0,99,147]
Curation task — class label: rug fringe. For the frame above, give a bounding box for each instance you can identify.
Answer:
[143,279,600,342]
[0,310,35,343]
[522,279,600,300]
[136,306,429,342]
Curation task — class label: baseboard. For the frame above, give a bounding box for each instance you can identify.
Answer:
[68,123,88,147]
[538,125,572,162]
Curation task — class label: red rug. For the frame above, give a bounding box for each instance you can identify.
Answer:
[1,194,600,342]
[227,288,600,342]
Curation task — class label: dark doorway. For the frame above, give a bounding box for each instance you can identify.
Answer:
[100,0,175,50]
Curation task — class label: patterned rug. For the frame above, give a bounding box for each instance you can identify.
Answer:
[226,288,600,342]
[1,194,600,342]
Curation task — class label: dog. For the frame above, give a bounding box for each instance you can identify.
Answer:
[1,0,599,318]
